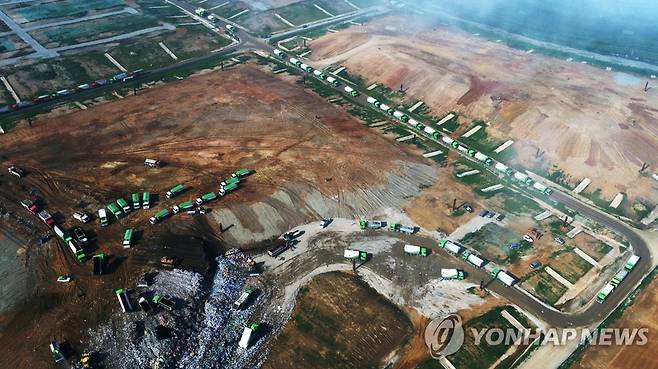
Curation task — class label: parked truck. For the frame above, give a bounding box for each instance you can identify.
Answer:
[344,249,368,261]
[494,162,514,176]
[273,49,285,59]
[68,239,86,262]
[20,199,38,213]
[393,110,409,122]
[299,63,313,73]
[196,192,218,205]
[166,184,186,199]
[513,172,534,185]
[611,269,629,287]
[326,76,340,86]
[358,220,383,229]
[92,253,106,275]
[173,201,195,214]
[531,182,553,195]
[596,283,614,303]
[106,203,122,219]
[221,176,240,187]
[142,192,151,209]
[404,244,428,256]
[131,193,141,209]
[389,223,415,234]
[366,96,381,108]
[474,152,494,166]
[221,182,238,194]
[625,255,640,271]
[379,103,394,115]
[144,158,161,168]
[98,208,109,227]
[115,288,132,313]
[344,86,359,97]
[152,294,175,311]
[117,198,130,213]
[233,288,254,309]
[38,209,55,227]
[123,228,134,248]
[239,322,259,349]
[441,268,465,280]
[149,209,171,225]
[289,57,302,67]
[313,70,327,79]
[462,251,486,268]
[491,268,516,287]
[438,239,463,255]
[233,168,251,178]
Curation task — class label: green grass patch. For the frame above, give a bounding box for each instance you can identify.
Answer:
[460,222,528,264]
[12,0,125,22]
[275,2,331,26]
[524,269,568,305]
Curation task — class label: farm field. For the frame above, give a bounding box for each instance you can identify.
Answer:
[308,15,658,217]
[523,269,569,305]
[262,271,413,369]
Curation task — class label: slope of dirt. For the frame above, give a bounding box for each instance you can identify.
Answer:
[309,16,658,204]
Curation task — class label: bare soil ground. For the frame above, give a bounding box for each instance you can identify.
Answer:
[262,271,413,369]
[0,61,437,368]
[308,16,658,210]
[570,274,658,369]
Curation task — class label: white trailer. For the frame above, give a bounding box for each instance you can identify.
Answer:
[239,324,258,348]
[326,76,339,85]
[439,240,463,254]
[273,49,284,57]
[514,172,529,182]
[289,57,300,65]
[492,269,516,286]
[53,225,65,239]
[404,244,428,256]
[408,118,420,127]
[423,126,436,135]
[625,255,640,271]
[441,269,465,280]
[532,182,547,191]
[463,251,486,268]
[495,163,509,173]
[393,111,405,119]
[299,63,311,71]
[442,136,454,145]
[380,103,391,111]
[344,249,360,259]
[345,86,355,93]
[366,96,378,104]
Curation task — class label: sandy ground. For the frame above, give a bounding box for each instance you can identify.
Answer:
[308,16,658,207]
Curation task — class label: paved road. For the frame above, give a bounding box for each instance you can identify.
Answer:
[0,8,56,58]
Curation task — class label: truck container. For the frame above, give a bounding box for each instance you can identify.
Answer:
[107,203,122,218]
[117,198,130,213]
[532,182,552,195]
[144,158,161,168]
[344,86,359,97]
[142,192,151,209]
[273,49,285,58]
[152,294,175,311]
[379,103,394,114]
[92,79,107,88]
[233,288,254,309]
[38,210,56,227]
[438,239,463,255]
[474,152,493,166]
[138,296,153,314]
[92,253,106,275]
[596,283,614,303]
[173,201,195,214]
[76,83,90,91]
[131,193,140,209]
[313,70,327,79]
[462,251,486,268]
[441,269,465,280]
[226,24,236,33]
[115,288,132,313]
[299,63,313,73]
[457,143,469,154]
[441,136,454,145]
[195,7,206,16]
[625,255,640,271]
[491,268,516,286]
[222,182,239,193]
[344,249,368,261]
[98,208,109,226]
[21,199,38,213]
[513,172,534,185]
[289,57,302,67]
[326,76,340,86]
[233,168,251,178]
[196,192,218,205]
[404,244,428,256]
[68,239,86,262]
[366,96,379,106]
[393,111,409,122]
[611,269,629,287]
[149,209,171,225]
[221,176,240,187]
[239,323,259,349]
[358,219,383,229]
[123,228,134,248]
[73,211,90,223]
[166,184,186,199]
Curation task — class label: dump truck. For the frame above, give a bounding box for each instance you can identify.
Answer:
[233,168,251,178]
[50,342,65,363]
[344,249,368,261]
[106,203,122,219]
[20,199,38,213]
[131,193,141,209]
[98,208,109,227]
[273,49,285,58]
[393,110,410,122]
[611,269,629,287]
[366,96,381,107]
[233,288,254,310]
[326,76,340,86]
[441,269,465,280]
[68,239,86,262]
[115,288,132,313]
[474,152,494,166]
[404,244,428,256]
[149,209,171,225]
[596,283,614,303]
[438,239,463,255]
[239,322,259,349]
[116,198,130,213]
[221,176,240,187]
[389,223,415,234]
[491,268,516,287]
[80,352,92,368]
[462,251,486,268]
[38,209,55,227]
[344,86,359,97]
[123,228,134,248]
[138,296,153,314]
[625,255,640,271]
[152,294,175,311]
[358,220,383,229]
[144,158,161,168]
[166,184,186,199]
[142,192,151,209]
[92,253,106,275]
[173,201,195,214]
[196,192,218,205]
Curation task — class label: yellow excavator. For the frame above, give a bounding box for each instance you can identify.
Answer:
[81,352,92,368]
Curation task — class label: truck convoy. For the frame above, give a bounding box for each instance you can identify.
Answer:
[625,255,640,271]
[441,269,465,280]
[173,201,195,214]
[439,239,463,255]
[404,244,428,256]
[196,192,218,205]
[462,251,487,268]
[596,254,640,303]
[596,283,615,304]
[491,268,516,287]
[149,209,171,225]
[233,288,254,310]
[166,184,186,199]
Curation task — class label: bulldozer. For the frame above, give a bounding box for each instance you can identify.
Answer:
[160,256,175,267]
[81,352,92,368]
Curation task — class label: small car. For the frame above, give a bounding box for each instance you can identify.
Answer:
[554,236,565,245]
[486,212,495,218]
[530,261,542,269]
[463,204,474,213]
[508,243,520,250]
[523,234,534,243]
[479,210,489,217]
[496,214,506,221]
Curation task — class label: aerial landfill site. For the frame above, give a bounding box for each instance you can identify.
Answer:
[0,1,657,369]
